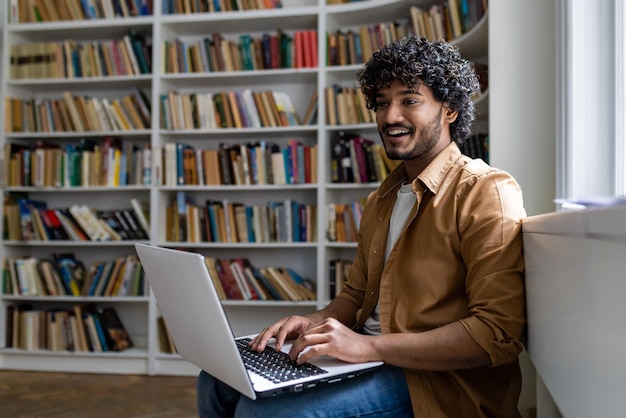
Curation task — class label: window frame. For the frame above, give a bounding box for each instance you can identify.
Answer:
[557,0,624,202]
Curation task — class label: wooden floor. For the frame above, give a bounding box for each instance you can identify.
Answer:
[0,371,198,418]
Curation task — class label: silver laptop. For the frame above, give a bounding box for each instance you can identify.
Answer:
[135,243,383,400]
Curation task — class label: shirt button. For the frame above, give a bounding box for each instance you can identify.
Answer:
[370,291,375,295]
[379,217,383,221]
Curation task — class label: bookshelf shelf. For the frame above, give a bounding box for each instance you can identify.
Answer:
[1,295,149,302]
[326,241,359,248]
[161,70,318,88]
[161,9,318,29]
[0,345,147,355]
[158,126,318,136]
[1,241,148,247]
[0,0,488,376]
[221,300,319,307]
[325,182,379,189]
[6,131,152,139]
[449,11,488,59]
[158,184,318,191]
[326,0,411,22]
[5,17,154,33]
[156,242,318,248]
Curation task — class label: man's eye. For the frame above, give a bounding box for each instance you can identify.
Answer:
[376,102,388,108]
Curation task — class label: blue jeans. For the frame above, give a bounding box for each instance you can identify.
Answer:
[197,364,413,417]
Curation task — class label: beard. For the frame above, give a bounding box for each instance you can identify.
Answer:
[382,110,443,160]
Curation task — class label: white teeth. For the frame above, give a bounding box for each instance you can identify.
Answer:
[388,129,408,136]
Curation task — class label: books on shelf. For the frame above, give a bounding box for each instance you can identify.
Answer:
[96,306,134,351]
[324,1,487,68]
[328,259,352,299]
[2,197,150,242]
[17,198,48,241]
[157,315,177,354]
[165,192,316,244]
[8,32,152,80]
[1,254,145,297]
[202,256,315,302]
[160,89,306,130]
[459,132,489,162]
[9,0,153,23]
[302,91,319,126]
[1,137,152,188]
[324,85,375,126]
[162,0,283,14]
[326,199,364,243]
[329,131,399,184]
[130,198,151,238]
[4,90,151,134]
[4,303,134,353]
[155,140,318,187]
[162,30,316,73]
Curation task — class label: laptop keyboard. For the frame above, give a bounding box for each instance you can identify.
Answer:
[236,338,328,384]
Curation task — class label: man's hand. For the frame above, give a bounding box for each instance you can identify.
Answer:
[289,318,374,364]
[249,315,314,352]
[249,298,365,360]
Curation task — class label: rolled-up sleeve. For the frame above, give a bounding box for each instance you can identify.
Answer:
[458,170,526,367]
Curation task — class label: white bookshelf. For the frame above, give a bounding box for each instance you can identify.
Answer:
[0,0,488,376]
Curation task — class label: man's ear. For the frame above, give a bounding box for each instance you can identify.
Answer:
[443,104,458,123]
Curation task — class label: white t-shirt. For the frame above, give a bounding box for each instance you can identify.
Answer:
[362,182,415,335]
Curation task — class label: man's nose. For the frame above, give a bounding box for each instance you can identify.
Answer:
[382,102,404,123]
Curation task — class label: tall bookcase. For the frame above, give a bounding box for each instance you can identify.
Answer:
[0,0,488,376]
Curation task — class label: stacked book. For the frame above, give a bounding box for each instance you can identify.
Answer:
[2,254,145,297]
[3,197,150,242]
[204,257,316,302]
[5,303,134,353]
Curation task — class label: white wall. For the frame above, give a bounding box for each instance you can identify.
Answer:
[489,0,557,217]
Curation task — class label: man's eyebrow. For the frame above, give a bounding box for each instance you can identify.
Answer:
[400,89,423,96]
[375,89,422,98]
[375,90,424,99]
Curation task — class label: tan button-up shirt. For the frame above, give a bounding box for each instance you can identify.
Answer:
[336,142,527,417]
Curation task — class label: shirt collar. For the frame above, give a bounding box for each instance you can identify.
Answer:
[378,142,462,198]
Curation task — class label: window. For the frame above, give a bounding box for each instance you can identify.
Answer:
[557,0,625,201]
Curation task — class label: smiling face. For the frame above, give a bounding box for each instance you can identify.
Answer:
[375,80,458,178]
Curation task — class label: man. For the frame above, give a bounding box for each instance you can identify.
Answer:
[197,36,526,417]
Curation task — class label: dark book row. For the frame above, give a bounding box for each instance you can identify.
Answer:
[159,89,306,130]
[5,303,134,353]
[327,1,486,67]
[2,253,145,298]
[162,0,282,14]
[327,21,411,67]
[163,30,317,74]
[3,196,150,242]
[5,88,151,133]
[9,30,151,80]
[157,315,176,354]
[330,131,399,184]
[159,140,317,187]
[204,256,315,301]
[326,200,365,243]
[325,85,375,126]
[328,258,351,300]
[10,0,152,23]
[2,136,151,188]
[459,133,489,162]
[167,192,316,244]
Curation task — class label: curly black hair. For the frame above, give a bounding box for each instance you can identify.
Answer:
[356,36,481,143]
